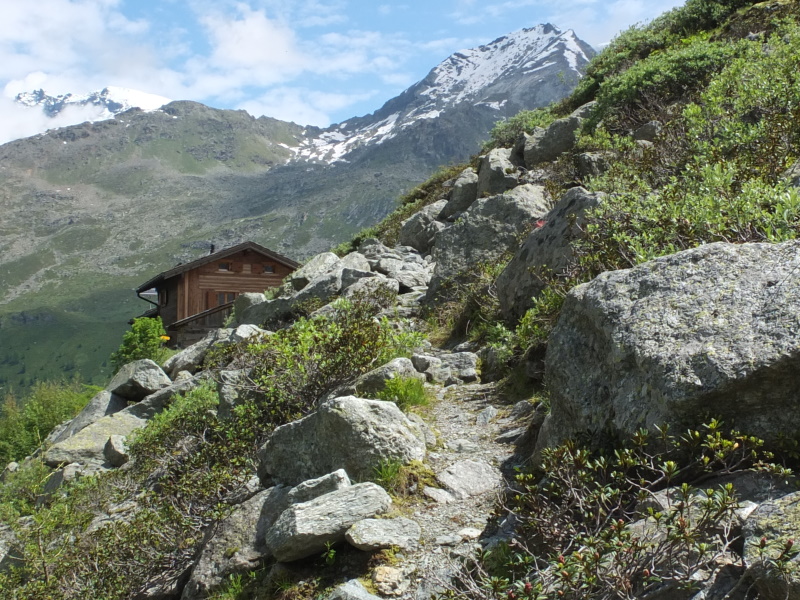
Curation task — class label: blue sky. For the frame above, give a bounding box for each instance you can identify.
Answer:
[0,0,686,140]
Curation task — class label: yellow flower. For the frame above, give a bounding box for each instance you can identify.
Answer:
[160,335,171,341]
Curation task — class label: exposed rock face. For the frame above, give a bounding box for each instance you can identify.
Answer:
[181,489,273,599]
[427,184,551,300]
[476,148,519,197]
[106,360,171,401]
[497,186,603,321]
[441,167,479,219]
[265,483,392,561]
[286,469,351,504]
[103,435,129,467]
[540,241,800,452]
[258,396,426,486]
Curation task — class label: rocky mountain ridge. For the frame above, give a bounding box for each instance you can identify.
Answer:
[14,86,172,122]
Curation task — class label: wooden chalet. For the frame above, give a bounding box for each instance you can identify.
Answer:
[136,241,300,346]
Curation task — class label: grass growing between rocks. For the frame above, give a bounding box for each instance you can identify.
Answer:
[376,376,432,411]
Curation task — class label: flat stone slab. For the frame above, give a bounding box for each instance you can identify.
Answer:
[345,517,421,552]
[437,460,502,500]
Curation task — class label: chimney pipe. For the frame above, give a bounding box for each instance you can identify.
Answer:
[209,243,215,255]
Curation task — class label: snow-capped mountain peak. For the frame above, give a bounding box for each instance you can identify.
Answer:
[297,24,595,164]
[15,86,171,120]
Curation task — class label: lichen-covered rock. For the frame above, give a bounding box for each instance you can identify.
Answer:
[576,151,610,179]
[743,491,800,600]
[374,257,431,292]
[265,483,391,562]
[437,460,502,499]
[44,412,145,468]
[497,186,603,321]
[328,579,383,600]
[106,359,171,401]
[633,120,663,142]
[524,103,592,167]
[258,396,426,486]
[217,369,252,420]
[427,184,551,300]
[540,241,800,453]
[340,252,372,272]
[345,517,421,551]
[48,390,128,445]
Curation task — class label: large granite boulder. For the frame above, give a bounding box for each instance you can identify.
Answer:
[497,187,604,322]
[106,360,171,401]
[539,241,800,453]
[353,357,425,397]
[265,483,392,562]
[258,396,426,486]
[427,184,551,300]
[181,488,274,599]
[441,167,479,219]
[476,148,519,197]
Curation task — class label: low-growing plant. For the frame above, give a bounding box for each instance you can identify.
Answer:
[446,420,794,600]
[376,376,431,411]
[372,459,436,499]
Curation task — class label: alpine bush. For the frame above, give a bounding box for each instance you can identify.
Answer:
[109,317,171,372]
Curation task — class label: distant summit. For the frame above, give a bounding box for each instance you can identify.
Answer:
[14,86,171,121]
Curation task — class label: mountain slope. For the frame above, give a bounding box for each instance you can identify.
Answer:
[0,25,593,392]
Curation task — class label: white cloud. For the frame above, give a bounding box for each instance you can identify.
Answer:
[0,96,114,145]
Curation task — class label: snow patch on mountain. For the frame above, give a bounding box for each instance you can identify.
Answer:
[296,24,593,164]
[15,86,171,120]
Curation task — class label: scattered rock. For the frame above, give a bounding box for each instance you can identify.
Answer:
[427,184,550,301]
[576,151,610,179]
[354,358,426,397]
[44,412,145,468]
[494,428,526,444]
[447,439,479,453]
[328,579,383,600]
[103,435,129,467]
[345,517,421,552]
[106,359,171,401]
[476,406,498,426]
[399,200,447,254]
[287,252,342,292]
[372,565,410,597]
[441,167,479,219]
[258,396,426,486]
[540,240,800,452]
[633,120,663,142]
[476,148,518,197]
[423,487,456,504]
[286,469,351,505]
[524,104,589,167]
[217,369,252,420]
[437,460,502,500]
[497,186,603,322]
[265,483,392,562]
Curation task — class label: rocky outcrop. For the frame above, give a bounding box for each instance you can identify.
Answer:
[48,390,128,445]
[287,252,342,291]
[539,241,800,453]
[265,483,392,562]
[399,201,447,254]
[106,360,171,401]
[497,186,603,321]
[426,184,551,300]
[353,357,425,397]
[258,396,426,485]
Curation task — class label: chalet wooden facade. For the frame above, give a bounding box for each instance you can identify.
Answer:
[136,242,299,346]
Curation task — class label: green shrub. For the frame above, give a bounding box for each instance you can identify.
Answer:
[447,420,794,599]
[376,376,430,411]
[109,317,171,372]
[486,108,556,150]
[0,380,100,465]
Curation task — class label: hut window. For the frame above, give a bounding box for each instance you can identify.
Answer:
[218,262,231,271]
[263,265,275,273]
[217,292,236,305]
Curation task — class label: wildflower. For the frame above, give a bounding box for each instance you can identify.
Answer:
[160,335,171,341]
[535,219,546,229]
